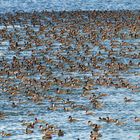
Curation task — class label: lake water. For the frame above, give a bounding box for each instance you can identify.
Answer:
[0,0,140,13]
[0,1,140,140]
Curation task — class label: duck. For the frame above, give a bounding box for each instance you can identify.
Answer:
[98,93,108,98]
[92,124,101,132]
[81,91,90,97]
[134,117,140,122]
[63,107,72,111]
[40,124,56,134]
[85,110,94,115]
[105,117,116,123]
[90,131,102,139]
[47,104,57,111]
[0,131,12,137]
[88,121,96,127]
[98,117,106,122]
[27,111,35,116]
[63,98,74,104]
[39,125,47,132]
[12,102,17,108]
[34,117,46,123]
[45,123,56,130]
[27,122,35,129]
[56,88,66,94]
[68,116,78,122]
[94,101,103,109]
[58,129,64,136]
[124,97,133,102]
[71,104,87,110]
[115,119,125,126]
[42,132,52,140]
[0,112,5,119]
[25,128,34,134]
[21,121,34,128]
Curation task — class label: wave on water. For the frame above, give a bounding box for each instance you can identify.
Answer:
[0,0,140,13]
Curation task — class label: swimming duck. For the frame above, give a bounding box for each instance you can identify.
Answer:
[27,122,35,129]
[45,123,56,130]
[25,128,34,134]
[63,107,72,111]
[68,116,78,122]
[90,131,102,139]
[92,124,101,132]
[88,121,96,127]
[56,88,66,94]
[39,125,47,132]
[27,111,35,116]
[115,119,125,126]
[34,117,46,123]
[98,93,108,98]
[40,124,55,133]
[0,131,12,137]
[21,121,34,128]
[63,98,74,104]
[124,97,133,102]
[47,104,58,111]
[85,110,94,115]
[42,132,52,140]
[12,102,17,108]
[105,117,116,123]
[98,117,106,122]
[0,112,5,119]
[134,117,140,122]
[93,101,103,109]
[58,129,64,136]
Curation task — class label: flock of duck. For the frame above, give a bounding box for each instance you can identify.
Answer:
[0,10,140,140]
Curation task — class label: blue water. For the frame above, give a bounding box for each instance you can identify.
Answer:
[0,1,140,140]
[0,0,140,13]
[0,20,140,139]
